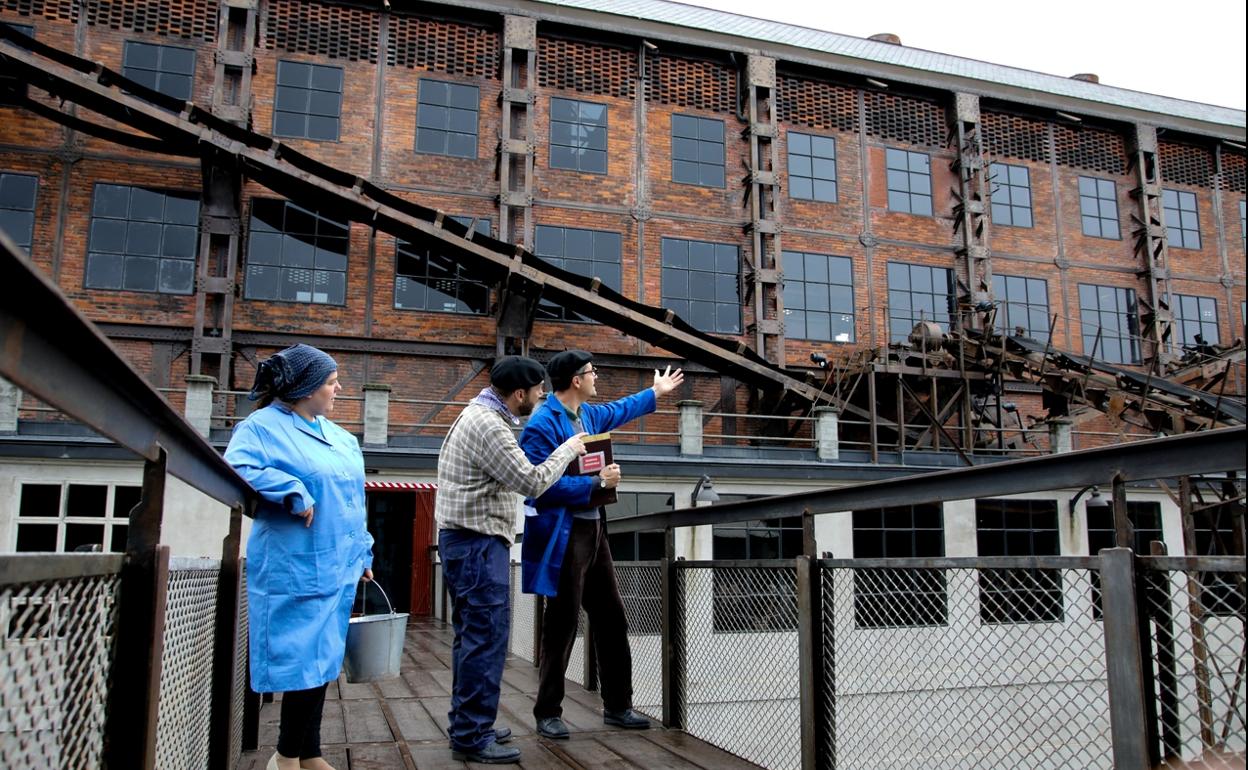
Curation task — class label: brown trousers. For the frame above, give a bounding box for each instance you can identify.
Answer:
[534,517,633,719]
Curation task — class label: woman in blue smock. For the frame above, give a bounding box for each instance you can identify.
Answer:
[225,344,374,770]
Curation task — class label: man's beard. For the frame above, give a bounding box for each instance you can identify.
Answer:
[517,393,536,416]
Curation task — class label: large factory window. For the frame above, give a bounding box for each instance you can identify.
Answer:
[671,114,725,188]
[975,498,1064,624]
[0,171,37,254]
[852,503,948,628]
[245,198,348,305]
[395,216,490,314]
[533,225,622,322]
[273,61,342,141]
[1173,294,1220,349]
[886,262,955,343]
[1077,283,1140,364]
[122,41,195,102]
[661,237,740,334]
[787,131,837,203]
[1162,188,1201,250]
[549,97,607,174]
[85,183,199,294]
[782,250,854,342]
[416,79,479,158]
[885,148,932,215]
[988,162,1032,228]
[992,274,1050,342]
[1078,176,1120,239]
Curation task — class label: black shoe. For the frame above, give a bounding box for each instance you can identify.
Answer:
[536,716,570,739]
[448,726,511,750]
[450,741,521,764]
[603,708,650,729]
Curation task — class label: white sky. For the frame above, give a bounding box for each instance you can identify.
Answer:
[690,0,1247,112]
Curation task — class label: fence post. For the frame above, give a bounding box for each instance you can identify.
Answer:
[796,554,826,770]
[661,527,684,729]
[103,449,171,770]
[363,383,391,446]
[184,374,216,437]
[1047,417,1072,453]
[583,618,598,691]
[208,503,246,769]
[1098,547,1151,770]
[678,400,703,456]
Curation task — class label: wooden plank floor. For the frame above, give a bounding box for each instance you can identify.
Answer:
[237,616,762,770]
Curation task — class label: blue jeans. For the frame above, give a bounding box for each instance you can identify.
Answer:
[439,528,511,752]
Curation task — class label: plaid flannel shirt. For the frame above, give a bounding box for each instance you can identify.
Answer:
[434,402,580,543]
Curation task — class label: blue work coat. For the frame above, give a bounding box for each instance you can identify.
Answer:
[225,404,374,693]
[518,389,656,596]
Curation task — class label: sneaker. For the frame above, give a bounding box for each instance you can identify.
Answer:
[447,726,511,750]
[536,716,570,739]
[450,740,521,764]
[603,708,650,729]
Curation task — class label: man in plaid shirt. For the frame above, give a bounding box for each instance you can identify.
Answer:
[435,356,585,764]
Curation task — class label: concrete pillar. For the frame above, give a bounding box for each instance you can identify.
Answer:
[363,384,391,446]
[678,399,702,456]
[183,375,216,438]
[1049,417,1073,454]
[814,406,839,461]
[0,376,19,432]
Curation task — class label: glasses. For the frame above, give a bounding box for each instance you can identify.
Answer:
[575,366,600,378]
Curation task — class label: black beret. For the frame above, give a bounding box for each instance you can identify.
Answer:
[490,356,546,392]
[546,350,593,383]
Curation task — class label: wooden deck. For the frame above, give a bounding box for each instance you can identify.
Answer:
[238,616,763,769]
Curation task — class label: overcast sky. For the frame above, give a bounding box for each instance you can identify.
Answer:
[690,0,1246,112]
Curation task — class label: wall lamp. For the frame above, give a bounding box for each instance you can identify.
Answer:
[1055,110,1082,124]
[810,352,829,369]
[866,77,889,89]
[692,474,720,504]
[1070,485,1110,517]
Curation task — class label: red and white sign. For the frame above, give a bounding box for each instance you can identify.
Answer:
[579,451,606,474]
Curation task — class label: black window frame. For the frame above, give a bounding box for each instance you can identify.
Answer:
[549,96,608,175]
[671,114,725,188]
[711,509,802,633]
[787,131,837,203]
[0,24,34,105]
[851,504,947,629]
[394,216,491,315]
[1162,188,1201,250]
[533,224,623,323]
[975,498,1064,624]
[885,148,932,216]
[989,162,1033,228]
[1087,500,1164,619]
[661,237,740,335]
[122,40,195,102]
[607,492,673,636]
[0,170,38,254]
[1173,293,1220,351]
[886,262,956,344]
[1078,176,1120,240]
[14,482,139,554]
[415,79,479,159]
[85,183,200,295]
[244,198,349,306]
[782,250,854,342]
[992,274,1050,342]
[1078,283,1140,365]
[272,60,343,142]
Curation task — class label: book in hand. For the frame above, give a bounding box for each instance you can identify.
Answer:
[573,432,617,507]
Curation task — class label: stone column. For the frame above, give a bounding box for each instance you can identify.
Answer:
[363,384,391,446]
[0,376,19,433]
[1049,417,1073,454]
[677,400,703,456]
[814,406,839,461]
[183,375,216,437]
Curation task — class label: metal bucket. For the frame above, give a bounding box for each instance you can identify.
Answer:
[343,581,409,683]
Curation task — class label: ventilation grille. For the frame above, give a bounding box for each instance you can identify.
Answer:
[388,14,499,78]
[1158,141,1214,189]
[651,55,736,114]
[538,36,635,99]
[2,0,76,21]
[84,0,215,41]
[1054,125,1125,175]
[1221,150,1246,194]
[865,91,946,148]
[982,111,1051,164]
[264,0,377,63]
[777,75,857,133]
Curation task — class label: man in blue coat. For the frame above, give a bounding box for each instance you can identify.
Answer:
[519,350,683,739]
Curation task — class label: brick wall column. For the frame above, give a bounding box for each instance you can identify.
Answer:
[0,376,19,433]
[678,400,703,456]
[363,384,391,446]
[184,375,216,437]
[814,406,840,461]
[1049,417,1073,454]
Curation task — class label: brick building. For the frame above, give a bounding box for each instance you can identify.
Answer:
[0,1,1244,602]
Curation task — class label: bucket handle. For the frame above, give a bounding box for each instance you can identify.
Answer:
[353,578,395,616]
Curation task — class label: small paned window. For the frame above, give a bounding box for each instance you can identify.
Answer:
[273,60,342,141]
[85,183,199,294]
[395,216,490,314]
[1174,294,1220,351]
[989,162,1032,227]
[607,492,672,636]
[1162,188,1201,250]
[416,79,478,158]
[1078,177,1120,239]
[885,148,932,215]
[122,41,195,102]
[1078,284,1140,364]
[661,237,740,334]
[887,262,956,343]
[0,24,34,105]
[246,199,348,305]
[782,250,854,342]
[852,504,947,628]
[0,171,38,253]
[712,505,801,633]
[533,225,622,322]
[549,97,607,174]
[1087,501,1163,619]
[14,483,138,553]
[1189,501,1246,617]
[671,114,725,188]
[992,274,1050,342]
[787,132,837,203]
[976,498,1063,624]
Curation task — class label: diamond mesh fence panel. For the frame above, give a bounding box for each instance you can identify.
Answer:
[230,565,248,768]
[824,566,1112,769]
[616,563,663,720]
[154,564,220,770]
[0,572,121,769]
[680,565,801,770]
[509,563,537,664]
[1142,565,1246,769]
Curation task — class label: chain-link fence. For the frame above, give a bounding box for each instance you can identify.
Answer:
[0,562,122,769]
[617,562,664,721]
[154,559,222,770]
[1142,563,1247,769]
[510,563,537,664]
